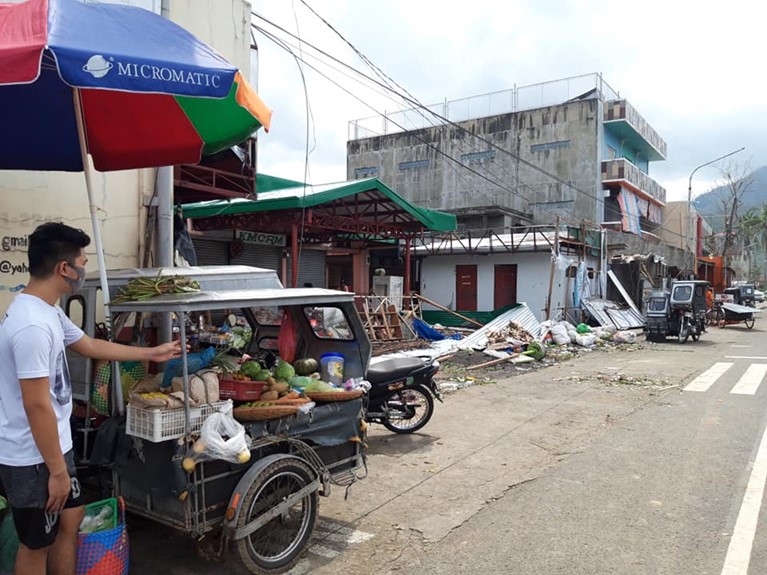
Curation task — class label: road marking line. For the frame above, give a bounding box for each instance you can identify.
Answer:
[726,356,767,360]
[730,365,767,395]
[721,423,767,575]
[684,363,734,392]
[731,345,752,348]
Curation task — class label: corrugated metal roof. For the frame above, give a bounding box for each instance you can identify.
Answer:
[458,303,542,350]
[582,299,644,329]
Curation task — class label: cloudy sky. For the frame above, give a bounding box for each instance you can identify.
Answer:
[252,0,765,203]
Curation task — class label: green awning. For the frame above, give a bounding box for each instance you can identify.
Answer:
[182,176,457,233]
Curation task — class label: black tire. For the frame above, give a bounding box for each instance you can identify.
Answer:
[381,384,435,434]
[717,309,727,328]
[678,318,690,344]
[746,316,755,329]
[691,328,700,342]
[235,458,318,574]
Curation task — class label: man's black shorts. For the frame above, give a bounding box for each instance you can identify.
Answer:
[0,450,83,550]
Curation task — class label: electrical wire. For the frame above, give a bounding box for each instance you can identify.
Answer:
[252,9,607,210]
[256,7,707,246]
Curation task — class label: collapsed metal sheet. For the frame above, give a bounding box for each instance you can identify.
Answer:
[582,298,644,329]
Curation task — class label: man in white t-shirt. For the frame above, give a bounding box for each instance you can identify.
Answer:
[0,222,183,575]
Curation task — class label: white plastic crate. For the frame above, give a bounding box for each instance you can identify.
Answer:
[126,400,233,443]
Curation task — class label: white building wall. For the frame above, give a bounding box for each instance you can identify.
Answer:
[0,1,252,312]
[420,251,600,321]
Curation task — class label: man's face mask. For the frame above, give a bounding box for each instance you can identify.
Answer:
[63,262,86,293]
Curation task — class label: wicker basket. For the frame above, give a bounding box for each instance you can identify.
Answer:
[306,389,363,402]
[233,405,299,421]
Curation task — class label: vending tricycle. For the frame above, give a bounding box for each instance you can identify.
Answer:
[64,266,371,574]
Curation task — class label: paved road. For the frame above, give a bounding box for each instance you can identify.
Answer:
[131,315,767,574]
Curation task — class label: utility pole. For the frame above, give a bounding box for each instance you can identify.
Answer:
[687,147,746,277]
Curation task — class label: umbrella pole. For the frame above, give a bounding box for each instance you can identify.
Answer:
[73,88,126,415]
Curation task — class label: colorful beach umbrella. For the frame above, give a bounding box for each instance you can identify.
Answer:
[0,0,271,315]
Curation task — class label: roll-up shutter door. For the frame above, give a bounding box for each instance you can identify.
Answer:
[287,249,326,288]
[231,244,282,274]
[192,239,229,266]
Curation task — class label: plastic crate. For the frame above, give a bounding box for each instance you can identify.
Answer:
[218,378,267,401]
[126,400,233,443]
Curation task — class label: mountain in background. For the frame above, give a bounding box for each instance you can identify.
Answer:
[693,165,767,232]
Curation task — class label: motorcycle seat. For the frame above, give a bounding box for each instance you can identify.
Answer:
[366,357,428,384]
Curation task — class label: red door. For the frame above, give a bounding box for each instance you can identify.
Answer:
[494,264,518,309]
[455,265,478,311]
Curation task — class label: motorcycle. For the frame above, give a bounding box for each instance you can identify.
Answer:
[364,356,442,433]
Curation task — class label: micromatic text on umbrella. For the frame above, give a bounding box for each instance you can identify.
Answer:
[81,55,222,89]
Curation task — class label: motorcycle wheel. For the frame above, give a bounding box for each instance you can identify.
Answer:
[717,309,727,328]
[235,458,318,574]
[691,329,700,342]
[678,318,690,344]
[381,384,434,434]
[745,316,755,329]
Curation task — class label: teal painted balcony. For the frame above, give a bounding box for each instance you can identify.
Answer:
[604,99,667,161]
[602,158,666,205]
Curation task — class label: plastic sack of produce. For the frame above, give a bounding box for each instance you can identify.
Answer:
[182,412,250,473]
[171,370,220,404]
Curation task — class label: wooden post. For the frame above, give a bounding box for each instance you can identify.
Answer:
[545,217,560,320]
[404,237,412,296]
[415,294,484,328]
[291,222,299,288]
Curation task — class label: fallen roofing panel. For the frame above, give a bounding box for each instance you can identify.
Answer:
[582,298,645,329]
[458,303,542,350]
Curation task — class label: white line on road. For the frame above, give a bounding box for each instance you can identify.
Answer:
[730,365,767,395]
[721,422,767,575]
[684,363,734,392]
[731,345,752,348]
[726,356,767,360]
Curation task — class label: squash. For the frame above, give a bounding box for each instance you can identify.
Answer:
[293,357,319,376]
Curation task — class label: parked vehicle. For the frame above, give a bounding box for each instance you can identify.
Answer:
[63,266,373,574]
[724,284,756,307]
[365,356,442,433]
[753,289,764,303]
[644,280,709,343]
[713,297,757,329]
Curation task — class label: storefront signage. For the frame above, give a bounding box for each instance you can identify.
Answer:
[236,230,286,248]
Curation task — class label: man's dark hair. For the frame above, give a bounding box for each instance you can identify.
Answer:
[28,222,91,278]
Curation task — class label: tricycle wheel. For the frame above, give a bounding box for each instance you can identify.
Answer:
[745,316,755,329]
[381,384,434,434]
[717,309,727,328]
[235,458,318,574]
[678,319,690,344]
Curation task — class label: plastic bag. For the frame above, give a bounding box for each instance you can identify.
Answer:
[575,334,597,347]
[550,324,571,345]
[613,330,637,344]
[161,346,216,389]
[576,323,592,334]
[278,310,298,364]
[182,413,250,473]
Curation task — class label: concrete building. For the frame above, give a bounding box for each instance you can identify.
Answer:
[0,0,255,311]
[347,73,667,236]
[346,74,675,314]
